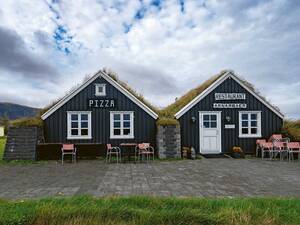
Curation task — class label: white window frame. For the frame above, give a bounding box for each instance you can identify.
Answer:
[239,111,262,138]
[95,83,106,96]
[110,111,134,139]
[67,111,92,139]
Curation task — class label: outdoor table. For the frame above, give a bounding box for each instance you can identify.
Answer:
[119,143,137,163]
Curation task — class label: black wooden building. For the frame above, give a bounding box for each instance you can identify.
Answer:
[174,71,284,154]
[41,70,158,146]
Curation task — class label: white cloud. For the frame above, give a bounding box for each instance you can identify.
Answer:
[0,0,299,118]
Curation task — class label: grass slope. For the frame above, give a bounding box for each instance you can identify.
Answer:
[0,137,6,160]
[0,196,299,225]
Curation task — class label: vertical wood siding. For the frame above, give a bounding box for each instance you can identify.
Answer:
[44,77,156,146]
[179,77,283,154]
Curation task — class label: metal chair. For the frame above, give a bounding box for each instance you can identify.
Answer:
[287,142,300,161]
[143,143,155,161]
[106,144,121,163]
[261,142,273,159]
[61,144,76,165]
[256,139,266,157]
[272,141,287,160]
[135,143,154,161]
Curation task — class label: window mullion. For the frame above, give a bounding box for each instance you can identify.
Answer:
[78,114,81,136]
[120,113,124,136]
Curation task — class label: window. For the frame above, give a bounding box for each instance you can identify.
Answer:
[95,83,106,96]
[203,114,217,128]
[239,111,261,138]
[110,112,134,139]
[67,112,92,139]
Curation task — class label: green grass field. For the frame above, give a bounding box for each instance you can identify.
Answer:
[0,137,6,160]
[0,196,299,225]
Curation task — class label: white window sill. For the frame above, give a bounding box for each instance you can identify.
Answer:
[110,136,134,139]
[67,136,92,140]
[239,135,262,138]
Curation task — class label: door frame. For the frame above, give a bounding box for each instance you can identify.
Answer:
[199,111,222,154]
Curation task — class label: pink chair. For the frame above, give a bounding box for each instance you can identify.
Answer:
[256,139,266,157]
[272,142,287,160]
[61,144,76,165]
[106,144,121,163]
[261,142,273,159]
[135,143,154,162]
[269,134,283,142]
[287,142,300,161]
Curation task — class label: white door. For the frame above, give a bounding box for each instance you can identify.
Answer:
[199,112,221,154]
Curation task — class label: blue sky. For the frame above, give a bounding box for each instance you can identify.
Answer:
[0,0,299,118]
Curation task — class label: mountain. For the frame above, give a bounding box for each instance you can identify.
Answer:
[0,102,40,120]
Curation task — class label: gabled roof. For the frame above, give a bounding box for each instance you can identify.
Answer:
[174,70,284,119]
[41,70,159,120]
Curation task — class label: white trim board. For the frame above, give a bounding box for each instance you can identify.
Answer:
[41,71,158,120]
[175,71,284,119]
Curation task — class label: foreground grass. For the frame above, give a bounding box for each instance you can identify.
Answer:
[0,196,299,225]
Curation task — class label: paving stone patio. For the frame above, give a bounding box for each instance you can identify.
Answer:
[0,158,300,199]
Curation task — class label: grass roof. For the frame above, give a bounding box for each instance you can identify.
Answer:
[102,68,158,113]
[159,70,227,120]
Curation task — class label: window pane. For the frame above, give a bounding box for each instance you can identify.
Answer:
[114,122,120,128]
[71,114,78,120]
[124,129,131,135]
[210,122,217,128]
[81,129,88,136]
[71,122,78,128]
[123,114,131,120]
[97,86,103,93]
[210,115,217,121]
[81,122,88,128]
[203,122,210,128]
[251,128,257,134]
[242,121,248,127]
[242,114,248,120]
[203,115,209,121]
[251,114,257,120]
[251,121,257,127]
[71,129,78,135]
[114,114,120,120]
[81,114,88,121]
[114,129,121,135]
[123,121,130,128]
[242,128,248,134]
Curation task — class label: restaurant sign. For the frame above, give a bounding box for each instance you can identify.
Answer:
[88,99,116,108]
[213,103,247,109]
[215,93,246,100]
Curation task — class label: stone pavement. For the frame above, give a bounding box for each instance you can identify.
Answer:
[0,158,300,199]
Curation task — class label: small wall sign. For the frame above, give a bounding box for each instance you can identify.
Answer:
[215,93,246,100]
[225,124,235,129]
[213,103,247,109]
[88,99,116,108]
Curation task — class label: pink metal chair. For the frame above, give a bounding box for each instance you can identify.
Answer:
[272,142,287,160]
[106,144,121,163]
[261,142,273,159]
[143,143,155,161]
[61,144,76,165]
[256,139,266,157]
[269,134,283,142]
[135,143,154,162]
[287,142,300,161]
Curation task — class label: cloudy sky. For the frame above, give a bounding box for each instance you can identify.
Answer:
[0,0,299,118]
